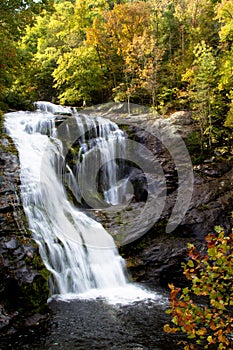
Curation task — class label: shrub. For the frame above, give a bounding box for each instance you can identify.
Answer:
[164,225,233,349]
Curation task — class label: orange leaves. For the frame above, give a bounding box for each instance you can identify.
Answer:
[168,283,181,300]
[209,321,218,331]
[86,1,164,105]
[216,330,229,345]
[88,1,152,56]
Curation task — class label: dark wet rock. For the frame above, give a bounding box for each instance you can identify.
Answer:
[0,133,50,335]
[22,313,48,328]
[87,103,233,288]
[122,160,232,287]
[128,168,148,201]
[0,306,17,331]
[4,237,20,250]
[120,166,232,287]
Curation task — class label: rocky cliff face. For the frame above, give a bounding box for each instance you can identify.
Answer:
[86,103,233,288]
[120,161,232,288]
[0,133,49,334]
[0,104,232,334]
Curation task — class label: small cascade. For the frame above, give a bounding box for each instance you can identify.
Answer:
[35,101,130,206]
[35,101,72,115]
[72,114,129,206]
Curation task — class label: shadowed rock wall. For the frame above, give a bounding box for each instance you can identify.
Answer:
[0,133,50,334]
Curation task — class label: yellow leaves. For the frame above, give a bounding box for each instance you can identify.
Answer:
[103,2,152,51]
[182,68,195,83]
[172,315,179,325]
[196,327,207,336]
[207,335,213,344]
[86,1,163,104]
[215,0,233,43]
[187,259,194,268]
[184,345,194,350]
[163,324,179,334]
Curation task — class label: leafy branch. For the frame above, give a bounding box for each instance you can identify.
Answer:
[164,224,233,349]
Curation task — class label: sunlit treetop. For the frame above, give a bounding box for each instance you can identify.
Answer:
[0,0,52,38]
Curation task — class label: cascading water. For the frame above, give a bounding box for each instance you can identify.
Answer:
[66,109,129,206]
[82,117,127,206]
[5,102,160,303]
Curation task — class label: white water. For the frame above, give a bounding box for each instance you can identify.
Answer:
[5,102,163,304]
[72,111,129,206]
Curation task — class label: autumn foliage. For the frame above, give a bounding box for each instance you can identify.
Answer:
[164,226,233,349]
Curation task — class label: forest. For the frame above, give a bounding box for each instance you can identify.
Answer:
[0,0,233,152]
[0,2,233,349]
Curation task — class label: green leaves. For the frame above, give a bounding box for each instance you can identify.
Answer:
[53,46,105,104]
[0,0,51,102]
[182,40,217,150]
[0,0,50,38]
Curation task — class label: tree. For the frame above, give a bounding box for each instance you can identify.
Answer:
[174,0,217,50]
[122,32,164,108]
[182,41,217,150]
[0,0,50,38]
[14,1,76,102]
[73,0,110,41]
[0,0,51,107]
[164,225,233,350]
[171,0,218,92]
[215,0,233,45]
[17,0,112,103]
[215,0,233,128]
[86,1,152,103]
[53,46,105,105]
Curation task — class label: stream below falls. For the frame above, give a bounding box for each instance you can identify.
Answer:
[1,287,184,350]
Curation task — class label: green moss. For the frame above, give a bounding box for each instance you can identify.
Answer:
[197,204,209,211]
[18,274,50,315]
[0,110,4,132]
[4,235,50,315]
[0,133,19,156]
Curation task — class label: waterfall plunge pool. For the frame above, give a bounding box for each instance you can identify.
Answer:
[1,286,184,350]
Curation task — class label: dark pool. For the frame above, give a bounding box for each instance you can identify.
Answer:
[1,288,184,350]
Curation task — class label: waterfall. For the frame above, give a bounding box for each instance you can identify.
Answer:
[70,112,129,206]
[5,102,160,303]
